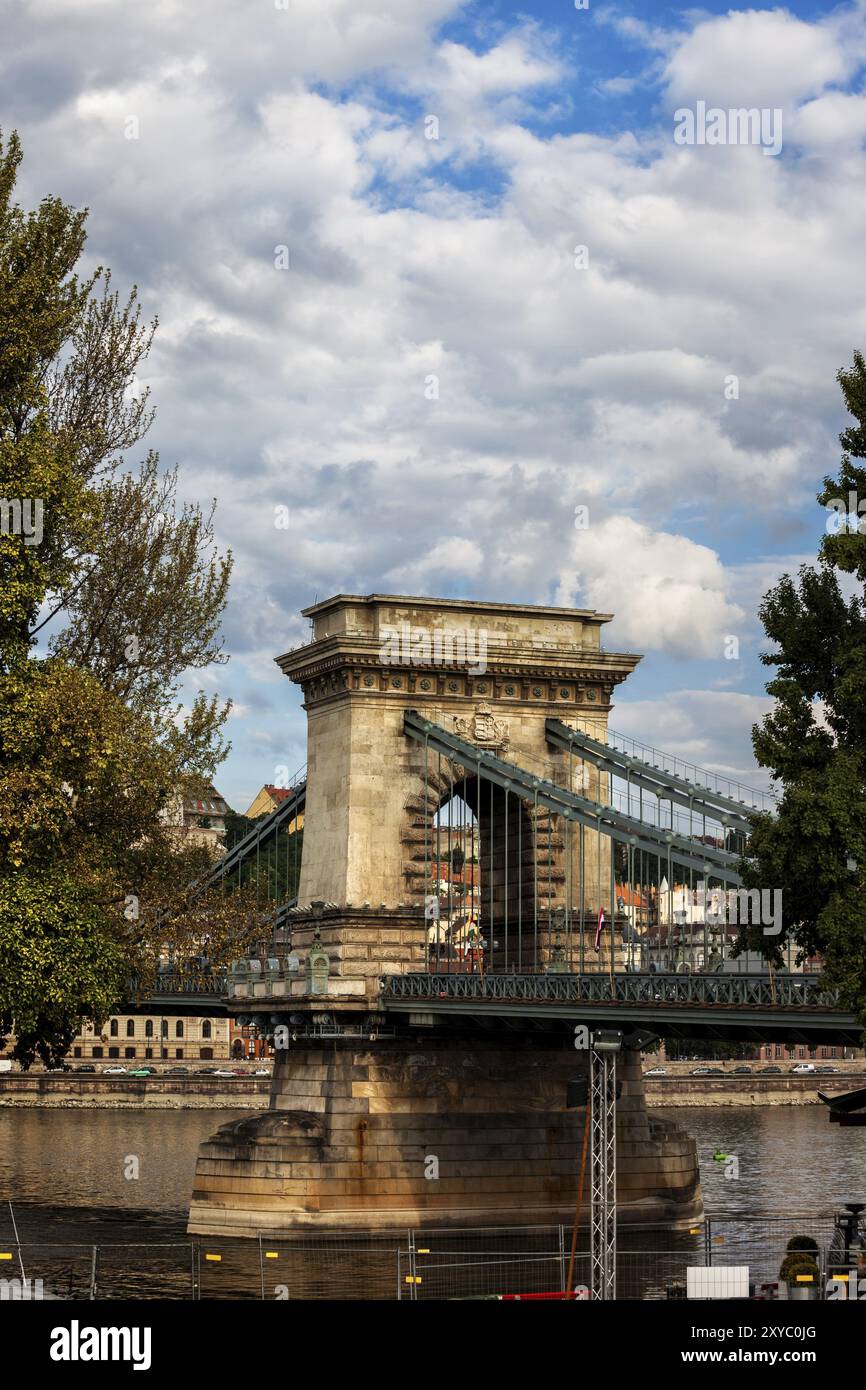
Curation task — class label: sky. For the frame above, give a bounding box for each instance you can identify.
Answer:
[4,0,866,810]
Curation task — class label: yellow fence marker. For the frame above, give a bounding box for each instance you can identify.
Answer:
[795,1274,814,1283]
[404,1275,422,1284]
[205,1253,222,1262]
[0,1253,12,1261]
[265,1252,279,1259]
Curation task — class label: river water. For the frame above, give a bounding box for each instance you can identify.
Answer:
[0,1105,862,1298]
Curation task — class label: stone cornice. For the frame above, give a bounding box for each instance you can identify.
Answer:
[276,633,641,686]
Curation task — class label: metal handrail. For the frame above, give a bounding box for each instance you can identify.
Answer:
[379,972,843,1010]
[599,725,775,813]
[206,780,306,885]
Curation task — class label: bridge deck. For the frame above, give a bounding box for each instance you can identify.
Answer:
[379,972,861,1044]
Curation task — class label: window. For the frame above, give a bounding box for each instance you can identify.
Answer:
[175,1048,183,1059]
[110,1019,118,1037]
[126,1020,135,1037]
[145,1047,153,1059]
[831,1047,838,1058]
[92,1047,103,1058]
[108,1047,119,1058]
[73,1047,82,1058]
[125,1048,136,1059]
[200,1047,213,1060]
[175,1020,184,1038]
[202,1020,212,1039]
[145,1020,153,1038]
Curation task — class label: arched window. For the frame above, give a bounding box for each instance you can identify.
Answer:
[202,1020,212,1039]
[145,1020,154,1038]
[126,1019,135,1037]
[161,1019,168,1038]
[175,1020,184,1038]
[109,1019,118,1037]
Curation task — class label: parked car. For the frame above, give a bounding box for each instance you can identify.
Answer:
[705,1067,725,1075]
[213,1068,237,1078]
[644,1067,668,1076]
[733,1066,753,1074]
[74,1065,97,1073]
[128,1067,153,1077]
[196,1067,217,1075]
[791,1063,816,1074]
[165,1066,188,1075]
[690,1067,711,1075]
[103,1066,127,1075]
[759,1065,782,1073]
[815,1065,840,1074]
[253,1068,271,1077]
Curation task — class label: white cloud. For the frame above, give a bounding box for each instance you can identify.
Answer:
[662,9,855,111]
[557,517,744,659]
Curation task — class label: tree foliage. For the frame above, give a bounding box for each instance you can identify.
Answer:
[745,351,866,1024]
[0,131,261,1066]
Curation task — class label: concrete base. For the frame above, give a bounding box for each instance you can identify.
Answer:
[188,1033,702,1237]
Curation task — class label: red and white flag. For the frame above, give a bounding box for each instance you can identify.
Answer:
[594,907,605,950]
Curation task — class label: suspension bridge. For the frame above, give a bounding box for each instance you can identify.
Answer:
[177,593,859,1244]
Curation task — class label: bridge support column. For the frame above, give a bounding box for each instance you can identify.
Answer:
[187,1028,701,1238]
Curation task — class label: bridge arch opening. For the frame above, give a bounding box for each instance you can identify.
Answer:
[427,778,546,972]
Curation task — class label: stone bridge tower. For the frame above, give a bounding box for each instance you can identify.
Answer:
[187,595,701,1239]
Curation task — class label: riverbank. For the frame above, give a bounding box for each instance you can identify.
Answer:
[0,1074,270,1108]
[1,1063,863,1108]
[644,1063,866,1106]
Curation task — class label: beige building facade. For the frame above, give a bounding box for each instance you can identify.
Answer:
[69,1014,230,1063]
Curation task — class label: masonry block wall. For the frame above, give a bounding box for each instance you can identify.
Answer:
[188,1034,701,1237]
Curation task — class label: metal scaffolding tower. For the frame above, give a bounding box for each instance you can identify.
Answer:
[589,1034,620,1300]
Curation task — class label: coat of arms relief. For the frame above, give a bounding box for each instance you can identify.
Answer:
[453,701,510,752]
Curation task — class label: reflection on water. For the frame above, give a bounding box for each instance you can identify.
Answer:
[0,1104,862,1298]
[0,1107,238,1214]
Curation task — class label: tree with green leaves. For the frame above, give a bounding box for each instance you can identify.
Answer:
[0,130,262,1066]
[744,350,866,1025]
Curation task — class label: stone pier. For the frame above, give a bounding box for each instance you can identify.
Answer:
[188,1034,700,1236]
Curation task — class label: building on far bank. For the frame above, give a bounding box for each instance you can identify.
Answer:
[68,1013,231,1062]
[229,1018,274,1061]
[244,784,303,820]
[161,783,230,852]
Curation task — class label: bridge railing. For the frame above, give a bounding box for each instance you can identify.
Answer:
[379,972,843,1010]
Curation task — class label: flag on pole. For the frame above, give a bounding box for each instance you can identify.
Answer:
[594,907,605,950]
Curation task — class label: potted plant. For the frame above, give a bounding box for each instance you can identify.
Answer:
[786,1235,819,1256]
[779,1247,820,1300]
